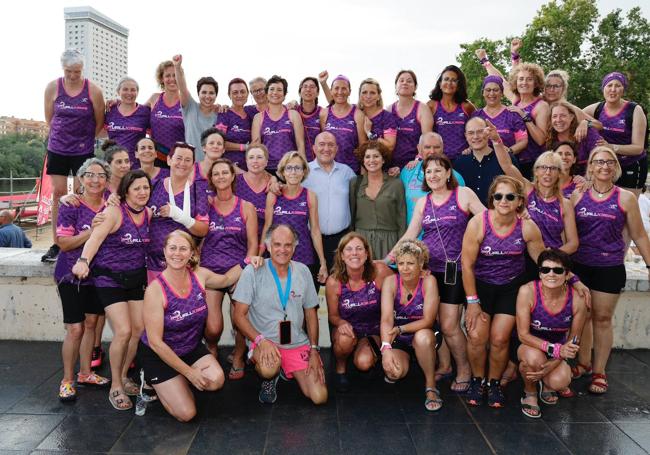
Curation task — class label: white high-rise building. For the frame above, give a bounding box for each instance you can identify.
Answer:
[64,6,129,97]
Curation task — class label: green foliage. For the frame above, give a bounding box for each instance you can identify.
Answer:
[0,134,46,178]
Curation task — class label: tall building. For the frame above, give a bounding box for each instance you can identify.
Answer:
[63,6,129,97]
[0,117,48,138]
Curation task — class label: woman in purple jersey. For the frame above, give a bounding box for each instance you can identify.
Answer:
[380,239,442,411]
[570,147,650,394]
[555,142,582,199]
[390,155,485,393]
[191,128,229,194]
[72,170,152,411]
[358,78,397,155]
[235,145,273,240]
[201,159,258,379]
[296,77,324,161]
[215,78,252,168]
[55,158,112,401]
[136,138,169,188]
[548,101,601,173]
[516,249,587,418]
[102,141,132,195]
[326,233,394,392]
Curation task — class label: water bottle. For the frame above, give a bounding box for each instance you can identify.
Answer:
[134,369,147,416]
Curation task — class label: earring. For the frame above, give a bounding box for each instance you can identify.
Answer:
[447,177,450,183]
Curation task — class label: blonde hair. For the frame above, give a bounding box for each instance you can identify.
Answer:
[546,69,569,99]
[508,62,545,98]
[394,239,429,269]
[487,175,527,212]
[587,146,622,182]
[155,60,174,90]
[532,151,563,200]
[164,230,199,270]
[276,151,309,182]
[358,78,384,109]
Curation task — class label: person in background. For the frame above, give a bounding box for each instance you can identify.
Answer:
[0,210,32,248]
[245,77,269,119]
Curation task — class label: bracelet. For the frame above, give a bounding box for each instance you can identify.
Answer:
[380,342,392,353]
[553,343,562,359]
[239,143,244,152]
[466,295,478,301]
[479,57,489,65]
[523,114,533,123]
[254,334,265,345]
[511,52,520,60]
[541,340,548,354]
[397,325,403,335]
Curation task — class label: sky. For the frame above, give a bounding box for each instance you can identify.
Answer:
[2,0,645,121]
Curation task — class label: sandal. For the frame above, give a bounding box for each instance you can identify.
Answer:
[122,377,140,396]
[539,381,559,405]
[228,366,245,380]
[424,387,443,412]
[588,373,608,394]
[450,378,471,394]
[558,387,575,398]
[59,380,77,402]
[435,368,454,382]
[521,391,541,419]
[77,372,110,388]
[571,362,592,379]
[109,389,133,411]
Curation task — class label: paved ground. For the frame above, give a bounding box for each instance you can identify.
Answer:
[1,341,650,454]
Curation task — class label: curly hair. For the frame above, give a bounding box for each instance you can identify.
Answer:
[394,238,429,269]
[508,62,545,98]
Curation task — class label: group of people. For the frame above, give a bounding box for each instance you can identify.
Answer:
[44,39,650,421]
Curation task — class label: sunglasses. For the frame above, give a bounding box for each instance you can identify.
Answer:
[539,266,565,275]
[493,192,518,201]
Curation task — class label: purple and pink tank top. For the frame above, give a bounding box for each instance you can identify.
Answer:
[150,94,185,153]
[235,174,266,239]
[272,188,315,265]
[244,104,262,119]
[597,101,646,167]
[338,280,381,337]
[573,187,626,266]
[48,78,96,156]
[527,189,564,249]
[530,280,573,344]
[393,275,425,346]
[105,103,151,164]
[561,180,577,199]
[215,108,252,168]
[93,204,150,288]
[421,189,470,272]
[391,101,423,168]
[298,105,322,162]
[576,128,601,165]
[261,108,297,171]
[141,271,208,356]
[432,101,470,161]
[474,211,526,284]
[472,107,527,149]
[200,197,248,274]
[368,109,398,141]
[515,98,545,164]
[324,105,360,172]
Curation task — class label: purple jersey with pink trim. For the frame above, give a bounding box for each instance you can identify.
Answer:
[235,174,266,239]
[515,98,545,164]
[527,189,564,249]
[244,104,261,119]
[369,109,398,141]
[324,105,360,172]
[93,204,150,288]
[48,78,96,156]
[421,189,470,272]
[105,104,150,163]
[54,200,105,284]
[151,167,170,188]
[432,101,469,161]
[339,280,381,337]
[147,178,209,272]
[191,162,214,199]
[272,188,315,265]
[298,105,322,162]
[472,107,527,148]
[201,197,248,274]
[475,211,525,284]
[573,188,626,266]
[391,101,423,168]
[394,275,425,346]
[576,128,601,165]
[150,94,185,152]
[215,109,251,168]
[261,108,297,170]
[597,102,646,167]
[141,271,208,356]
[530,280,573,344]
[561,181,576,199]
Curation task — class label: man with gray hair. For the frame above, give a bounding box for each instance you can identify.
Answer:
[0,211,32,248]
[233,223,327,405]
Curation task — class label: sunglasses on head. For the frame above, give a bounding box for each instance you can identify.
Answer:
[539,266,565,275]
[493,192,518,201]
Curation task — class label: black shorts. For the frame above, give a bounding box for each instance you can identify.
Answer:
[475,275,526,316]
[616,155,648,190]
[391,327,443,355]
[138,341,211,385]
[57,283,104,324]
[432,271,465,304]
[572,262,626,295]
[96,286,146,308]
[46,151,95,177]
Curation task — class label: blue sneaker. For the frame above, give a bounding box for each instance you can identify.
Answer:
[466,377,485,406]
[487,380,505,408]
[259,375,280,404]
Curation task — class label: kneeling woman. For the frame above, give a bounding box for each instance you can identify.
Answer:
[516,249,587,418]
[380,239,442,411]
[139,230,245,422]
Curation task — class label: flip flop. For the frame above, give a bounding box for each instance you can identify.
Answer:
[521,392,541,419]
[450,378,471,394]
[228,366,245,380]
[109,389,133,411]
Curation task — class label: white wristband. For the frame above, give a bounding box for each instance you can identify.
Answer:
[169,205,196,229]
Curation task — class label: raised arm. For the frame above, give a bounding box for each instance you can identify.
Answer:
[172,54,192,108]
[318,71,334,105]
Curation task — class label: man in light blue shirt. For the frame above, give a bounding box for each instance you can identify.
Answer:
[0,210,31,248]
[303,132,356,270]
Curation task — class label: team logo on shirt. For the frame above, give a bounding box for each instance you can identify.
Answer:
[120,232,147,245]
[290,290,302,299]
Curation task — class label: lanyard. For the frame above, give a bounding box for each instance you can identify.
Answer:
[268,261,291,316]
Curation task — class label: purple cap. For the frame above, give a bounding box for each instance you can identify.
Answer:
[601,72,628,91]
[482,75,504,91]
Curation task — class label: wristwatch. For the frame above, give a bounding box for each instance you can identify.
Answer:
[77,257,89,264]
[310,344,320,352]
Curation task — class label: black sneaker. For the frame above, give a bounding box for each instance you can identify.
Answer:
[259,375,280,404]
[466,377,485,406]
[334,373,351,393]
[41,244,60,263]
[487,379,505,408]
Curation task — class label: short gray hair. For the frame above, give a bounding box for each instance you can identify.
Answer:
[264,224,299,249]
[418,131,443,146]
[116,76,139,93]
[61,49,84,68]
[249,76,267,87]
[77,157,111,180]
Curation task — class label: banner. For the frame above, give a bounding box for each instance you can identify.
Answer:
[37,156,52,226]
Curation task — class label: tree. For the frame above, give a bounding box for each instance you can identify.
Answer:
[0,134,46,178]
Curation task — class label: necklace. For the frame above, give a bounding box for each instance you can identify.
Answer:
[402,279,417,302]
[125,203,144,214]
[593,184,614,198]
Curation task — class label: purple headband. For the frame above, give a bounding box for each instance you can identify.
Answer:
[332,74,351,88]
[482,75,503,91]
[601,72,628,91]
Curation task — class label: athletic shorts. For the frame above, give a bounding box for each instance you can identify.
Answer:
[57,283,104,324]
[278,344,314,379]
[432,271,465,304]
[47,151,95,177]
[572,262,626,295]
[617,155,648,190]
[475,275,527,316]
[391,328,443,355]
[96,286,146,308]
[138,341,211,385]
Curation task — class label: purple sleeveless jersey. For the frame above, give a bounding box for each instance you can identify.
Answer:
[244,104,262,119]
[141,271,208,356]
[368,109,398,141]
[472,107,527,148]
[338,280,381,337]
[93,204,150,288]
[150,94,185,152]
[261,108,297,170]
[105,104,151,164]
[515,98,545,164]
[576,128,601,165]
[151,167,170,189]
[298,105,322,162]
[215,109,251,168]
[324,105,360,172]
[48,78,96,156]
[530,280,573,344]
[391,101,423,168]
[147,178,209,272]
[191,162,214,199]
[235,174,266,239]
[597,101,646,167]
[201,197,248,274]
[432,101,469,161]
[272,188,315,265]
[474,211,526,284]
[55,200,105,284]
[421,189,470,272]
[527,189,564,249]
[561,180,577,199]
[393,275,425,346]
[573,188,626,266]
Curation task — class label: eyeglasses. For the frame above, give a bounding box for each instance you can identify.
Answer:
[591,159,617,168]
[539,266,565,275]
[545,84,563,90]
[535,165,560,173]
[465,129,485,137]
[251,89,265,95]
[284,165,304,173]
[83,172,108,180]
[493,192,518,201]
[442,77,459,84]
